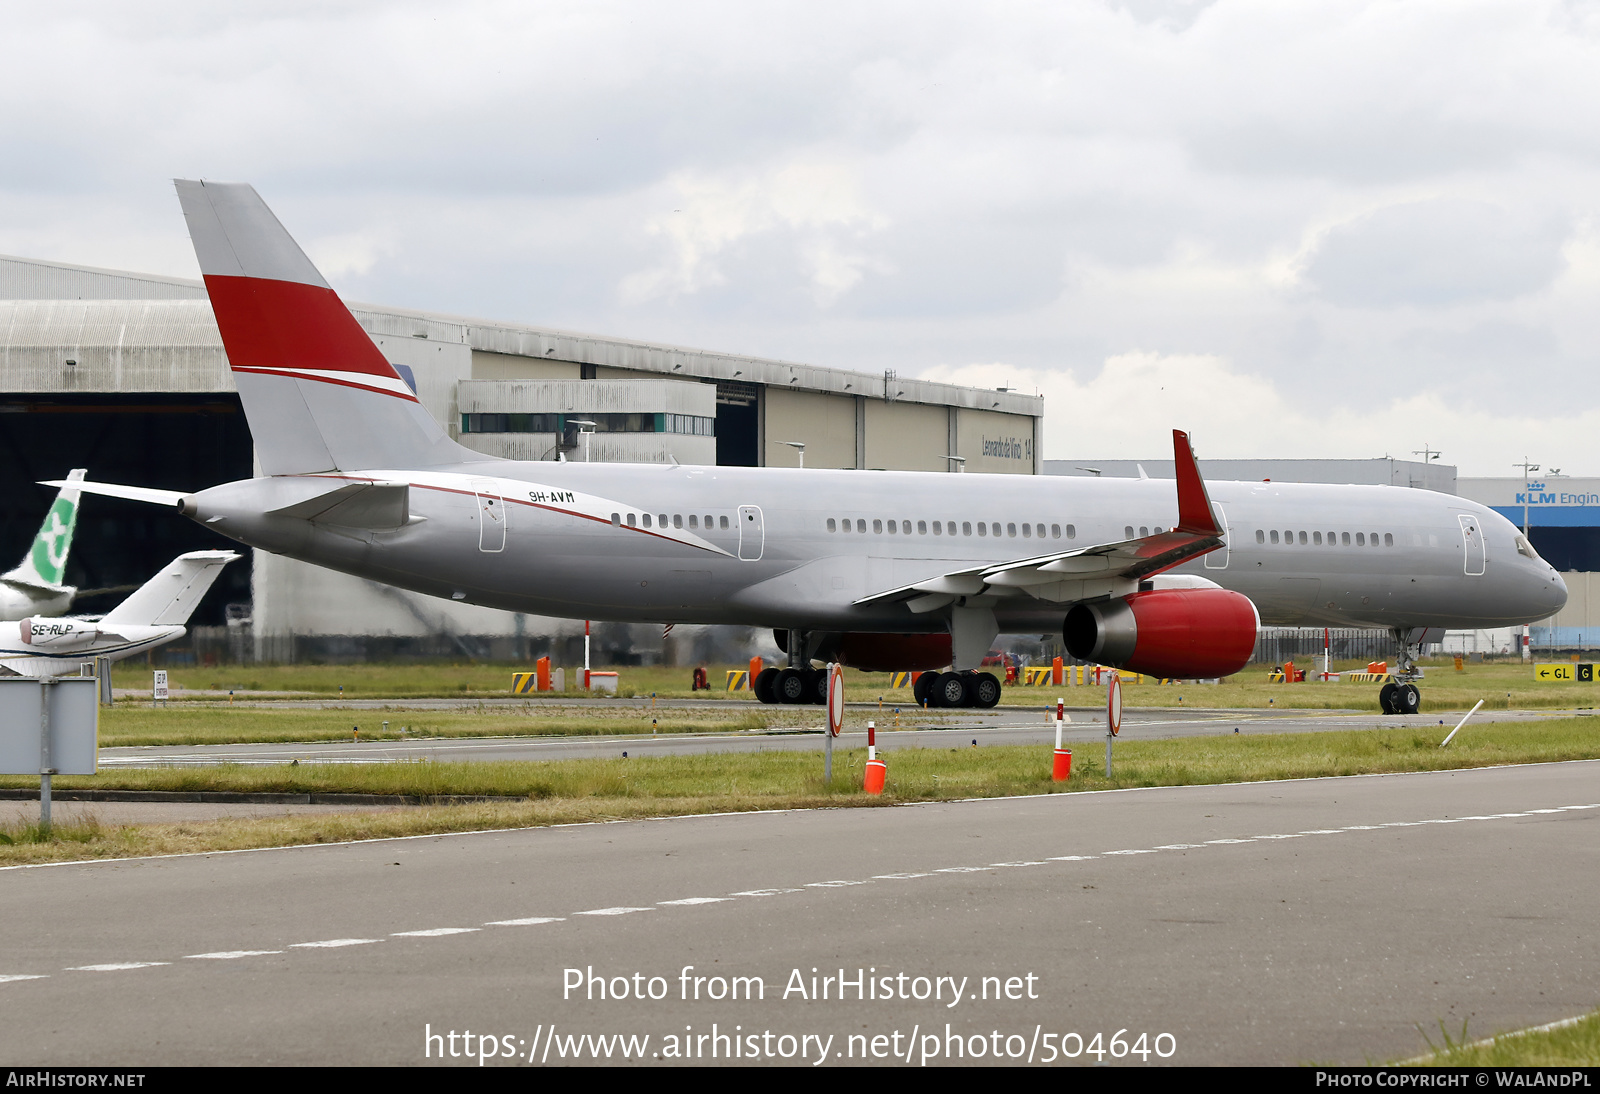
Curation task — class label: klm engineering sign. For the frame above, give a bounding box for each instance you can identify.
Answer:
[1517,483,1600,507]
[1457,476,1600,531]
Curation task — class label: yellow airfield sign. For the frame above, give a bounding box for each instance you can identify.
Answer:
[1535,663,1594,682]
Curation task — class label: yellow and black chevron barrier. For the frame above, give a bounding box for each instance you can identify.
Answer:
[726,670,750,691]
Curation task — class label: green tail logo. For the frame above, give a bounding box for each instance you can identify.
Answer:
[29,495,78,587]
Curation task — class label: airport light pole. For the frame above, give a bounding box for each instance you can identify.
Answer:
[778,441,805,468]
[1513,459,1540,537]
[943,455,966,473]
[566,422,598,463]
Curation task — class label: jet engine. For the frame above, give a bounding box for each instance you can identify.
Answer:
[19,618,100,648]
[1063,588,1259,679]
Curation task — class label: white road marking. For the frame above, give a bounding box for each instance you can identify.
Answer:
[0,975,47,983]
[392,928,480,937]
[730,888,801,896]
[804,880,867,888]
[485,917,565,926]
[657,897,729,905]
[69,963,170,972]
[872,872,935,879]
[573,907,653,916]
[184,951,283,960]
[290,939,382,948]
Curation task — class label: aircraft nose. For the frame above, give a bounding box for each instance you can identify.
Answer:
[1548,569,1569,613]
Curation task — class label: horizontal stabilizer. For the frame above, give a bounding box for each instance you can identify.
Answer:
[40,479,189,509]
[100,551,240,627]
[268,481,411,530]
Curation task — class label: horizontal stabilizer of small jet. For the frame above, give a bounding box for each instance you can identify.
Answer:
[40,479,190,509]
[267,481,411,530]
[99,551,240,627]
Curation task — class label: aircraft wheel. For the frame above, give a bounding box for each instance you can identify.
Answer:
[935,670,969,708]
[754,667,779,704]
[913,671,939,708]
[806,668,828,705]
[1396,682,1421,714]
[1378,682,1398,715]
[776,668,808,704]
[970,671,1002,709]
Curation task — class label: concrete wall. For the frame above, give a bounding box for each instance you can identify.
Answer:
[955,407,1039,475]
[471,350,582,381]
[1530,572,1600,648]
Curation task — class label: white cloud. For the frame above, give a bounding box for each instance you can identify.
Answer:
[921,351,1600,476]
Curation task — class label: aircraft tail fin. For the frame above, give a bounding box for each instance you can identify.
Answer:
[173,179,475,475]
[1,469,86,592]
[99,550,239,627]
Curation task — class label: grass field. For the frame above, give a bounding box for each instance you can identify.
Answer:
[4,714,1598,866]
[110,656,1598,712]
[1405,1009,1600,1066]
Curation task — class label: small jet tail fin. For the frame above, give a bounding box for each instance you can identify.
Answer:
[2,469,86,592]
[173,180,476,475]
[99,550,240,627]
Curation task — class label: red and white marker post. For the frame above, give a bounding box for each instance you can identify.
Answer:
[824,662,844,783]
[1052,696,1071,781]
[863,719,886,794]
[1106,672,1123,777]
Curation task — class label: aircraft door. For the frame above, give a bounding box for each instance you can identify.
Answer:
[473,480,506,553]
[1458,513,1485,576]
[738,505,764,561]
[1203,504,1230,569]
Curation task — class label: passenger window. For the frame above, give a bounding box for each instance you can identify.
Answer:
[1385,533,1394,546]
[688,515,698,529]
[1036,524,1046,538]
[932,521,942,536]
[918,521,927,535]
[1341,532,1350,545]
[1298,531,1307,545]
[873,519,883,534]
[962,521,972,536]
[991,522,1001,537]
[1369,531,1378,545]
[1355,532,1364,545]
[659,514,668,527]
[1051,524,1061,539]
[887,520,897,535]
[1124,526,1134,539]
[857,519,866,534]
[904,521,913,535]
[1139,526,1149,537]
[611,513,621,526]
[1313,532,1322,545]
[977,523,987,537]
[1066,525,1076,539]
[827,518,837,532]
[1270,530,1279,544]
[1008,523,1017,537]
[1153,526,1163,534]
[1256,529,1265,544]
[720,516,729,530]
[627,513,637,527]
[642,514,652,528]
[673,514,683,529]
[841,518,851,533]
[1022,524,1032,538]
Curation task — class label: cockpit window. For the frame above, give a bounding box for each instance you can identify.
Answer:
[1515,535,1540,561]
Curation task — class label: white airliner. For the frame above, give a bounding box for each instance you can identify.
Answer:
[1,470,87,619]
[53,181,1568,713]
[0,551,238,678]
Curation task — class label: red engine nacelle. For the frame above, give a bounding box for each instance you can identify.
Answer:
[1063,588,1259,679]
[834,633,953,672]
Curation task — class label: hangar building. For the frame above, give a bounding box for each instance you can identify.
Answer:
[0,254,1044,663]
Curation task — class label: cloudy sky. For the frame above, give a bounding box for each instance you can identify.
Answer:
[3,0,1598,474]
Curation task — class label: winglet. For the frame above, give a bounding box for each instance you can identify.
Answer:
[1173,429,1222,536]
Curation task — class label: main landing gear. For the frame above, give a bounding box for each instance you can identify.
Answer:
[753,628,1001,708]
[1378,627,1424,715]
[912,669,1002,710]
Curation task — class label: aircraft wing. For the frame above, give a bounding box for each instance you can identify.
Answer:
[855,429,1224,611]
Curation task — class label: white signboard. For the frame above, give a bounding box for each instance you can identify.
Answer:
[153,670,169,702]
[0,678,99,776]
